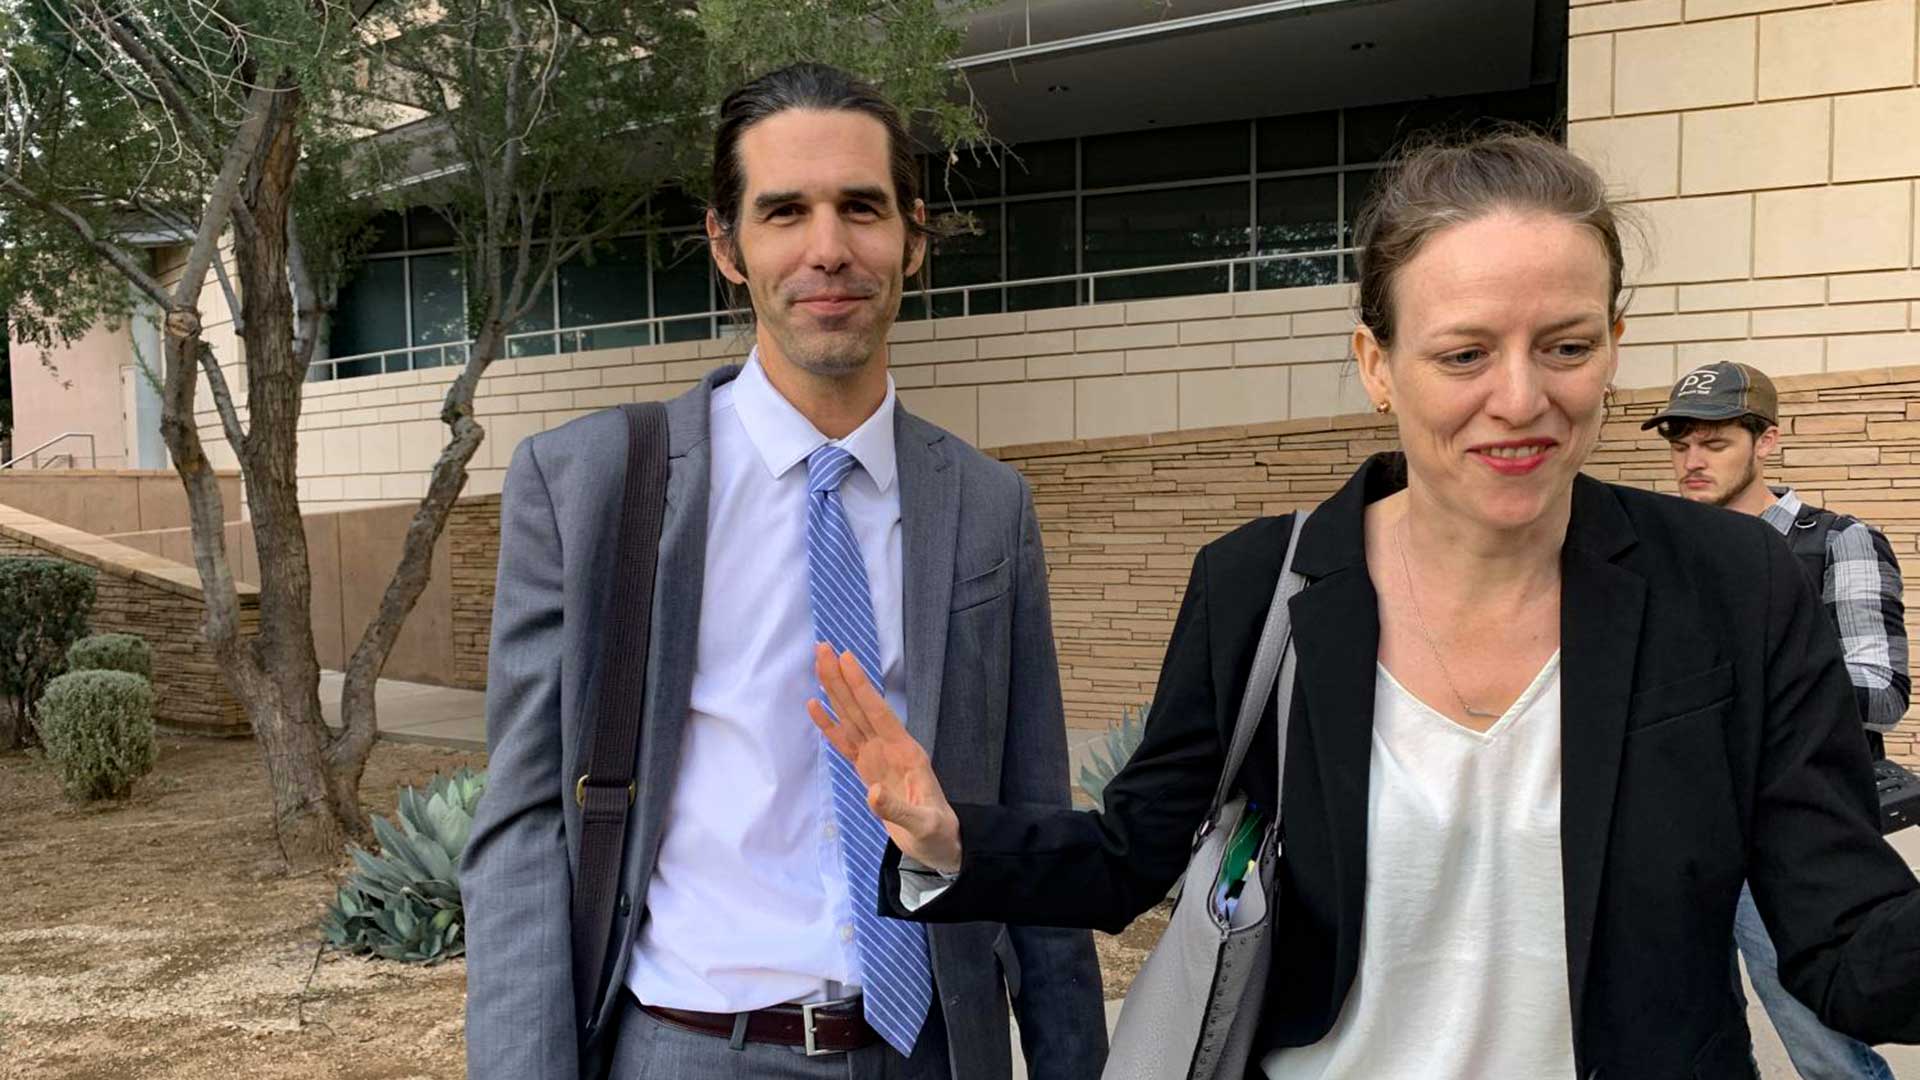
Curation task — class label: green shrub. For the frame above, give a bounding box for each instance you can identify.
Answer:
[67,633,153,680]
[0,559,97,749]
[37,669,157,800]
[1079,700,1149,812]
[323,768,487,964]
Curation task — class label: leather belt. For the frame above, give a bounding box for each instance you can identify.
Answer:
[639,997,878,1056]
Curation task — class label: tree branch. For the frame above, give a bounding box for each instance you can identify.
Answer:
[197,339,250,454]
[0,172,172,306]
[177,82,277,314]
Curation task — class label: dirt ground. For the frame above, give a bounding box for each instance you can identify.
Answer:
[1,737,1165,1079]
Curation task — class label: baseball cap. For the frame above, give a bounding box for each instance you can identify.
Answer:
[1640,361,1779,431]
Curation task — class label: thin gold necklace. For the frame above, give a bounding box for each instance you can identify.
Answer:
[1394,517,1499,720]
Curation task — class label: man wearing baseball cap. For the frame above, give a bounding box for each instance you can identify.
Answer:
[1650,360,1909,1080]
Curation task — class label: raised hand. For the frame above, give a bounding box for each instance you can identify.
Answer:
[808,643,963,874]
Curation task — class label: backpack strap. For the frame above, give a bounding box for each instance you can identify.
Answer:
[571,401,670,1026]
[1786,504,1844,596]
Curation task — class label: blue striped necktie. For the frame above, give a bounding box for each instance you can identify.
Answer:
[804,443,934,1058]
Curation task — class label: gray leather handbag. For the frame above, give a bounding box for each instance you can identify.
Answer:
[1102,510,1309,1080]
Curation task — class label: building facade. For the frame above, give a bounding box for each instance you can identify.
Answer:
[8,0,1920,749]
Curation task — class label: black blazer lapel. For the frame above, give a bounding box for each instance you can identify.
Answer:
[1288,567,1380,986]
[1557,477,1645,1039]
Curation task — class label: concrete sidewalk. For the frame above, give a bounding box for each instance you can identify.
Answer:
[334,673,1920,1076]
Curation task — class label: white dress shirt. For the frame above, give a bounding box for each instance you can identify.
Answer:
[1264,654,1575,1080]
[624,354,909,1012]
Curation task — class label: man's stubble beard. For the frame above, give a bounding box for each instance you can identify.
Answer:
[1709,451,1764,509]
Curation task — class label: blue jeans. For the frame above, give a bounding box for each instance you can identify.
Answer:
[1734,885,1894,1080]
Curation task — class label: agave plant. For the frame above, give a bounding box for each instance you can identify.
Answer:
[1078,702,1149,811]
[322,768,486,964]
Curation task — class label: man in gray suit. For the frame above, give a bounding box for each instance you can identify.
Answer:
[462,62,1107,1080]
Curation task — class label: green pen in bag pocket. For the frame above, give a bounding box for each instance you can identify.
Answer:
[1210,801,1268,921]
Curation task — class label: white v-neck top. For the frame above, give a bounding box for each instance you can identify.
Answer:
[1263,652,1577,1080]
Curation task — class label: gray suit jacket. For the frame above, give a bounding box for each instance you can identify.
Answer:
[462,366,1107,1079]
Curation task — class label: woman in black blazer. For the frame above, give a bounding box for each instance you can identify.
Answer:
[809,133,1920,1078]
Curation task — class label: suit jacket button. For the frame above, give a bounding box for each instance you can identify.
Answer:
[617,893,631,916]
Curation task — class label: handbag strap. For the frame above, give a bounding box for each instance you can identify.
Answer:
[571,401,670,1026]
[1206,509,1311,816]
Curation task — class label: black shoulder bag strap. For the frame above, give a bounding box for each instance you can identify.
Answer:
[1787,504,1840,593]
[571,401,670,1028]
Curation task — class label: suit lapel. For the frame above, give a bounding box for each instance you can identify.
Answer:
[895,410,958,753]
[1557,478,1644,1038]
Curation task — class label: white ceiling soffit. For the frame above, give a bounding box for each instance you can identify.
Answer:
[955,0,1542,143]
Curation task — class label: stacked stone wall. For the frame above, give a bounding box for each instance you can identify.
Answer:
[0,509,256,736]
[435,365,1920,769]
[448,496,501,690]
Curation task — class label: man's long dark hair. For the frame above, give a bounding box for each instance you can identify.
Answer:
[707,62,932,285]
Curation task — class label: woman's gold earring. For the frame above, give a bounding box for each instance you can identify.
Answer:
[1375,400,1392,415]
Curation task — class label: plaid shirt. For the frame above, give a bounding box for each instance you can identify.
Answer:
[1761,487,1911,732]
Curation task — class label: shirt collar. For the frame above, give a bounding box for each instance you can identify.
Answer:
[1759,485,1801,535]
[731,349,898,493]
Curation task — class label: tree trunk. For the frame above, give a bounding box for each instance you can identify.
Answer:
[230,84,370,862]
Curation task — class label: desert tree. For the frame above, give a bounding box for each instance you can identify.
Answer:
[0,0,979,866]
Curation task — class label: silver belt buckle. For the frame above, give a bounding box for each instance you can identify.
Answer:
[801,995,858,1057]
[801,1000,827,1056]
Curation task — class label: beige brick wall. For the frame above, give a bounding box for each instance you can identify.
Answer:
[1568,0,1920,395]
[0,503,256,736]
[438,362,1920,770]
[269,284,1364,513]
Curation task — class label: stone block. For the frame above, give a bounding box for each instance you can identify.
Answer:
[979,380,1075,449]
[1291,309,1361,337]
[1678,335,1828,375]
[398,420,442,472]
[1234,335,1352,367]
[360,420,403,470]
[1676,277,1827,311]
[1752,303,1911,337]
[321,427,360,476]
[1178,315,1292,345]
[1124,344,1234,374]
[890,338,978,366]
[1231,283,1354,317]
[1621,311,1751,344]
[1688,0,1831,16]
[1631,195,1754,284]
[1614,19,1757,115]
[1570,115,1681,200]
[1028,352,1127,380]
[1755,182,1913,277]
[1758,0,1916,99]
[1834,89,1920,183]
[1074,374,1179,440]
[1827,331,1920,370]
[1290,362,1373,419]
[977,330,1077,359]
[1627,287,1679,317]
[1616,344,1677,390]
[898,387,979,444]
[1830,269,1920,304]
[935,312,1026,339]
[542,368,602,392]
[1571,0,1683,34]
[935,358,1028,386]
[1680,99,1830,195]
[1025,303,1126,332]
[1178,368,1291,430]
[1076,323,1179,353]
[1125,294,1234,324]
[1569,34,1614,121]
